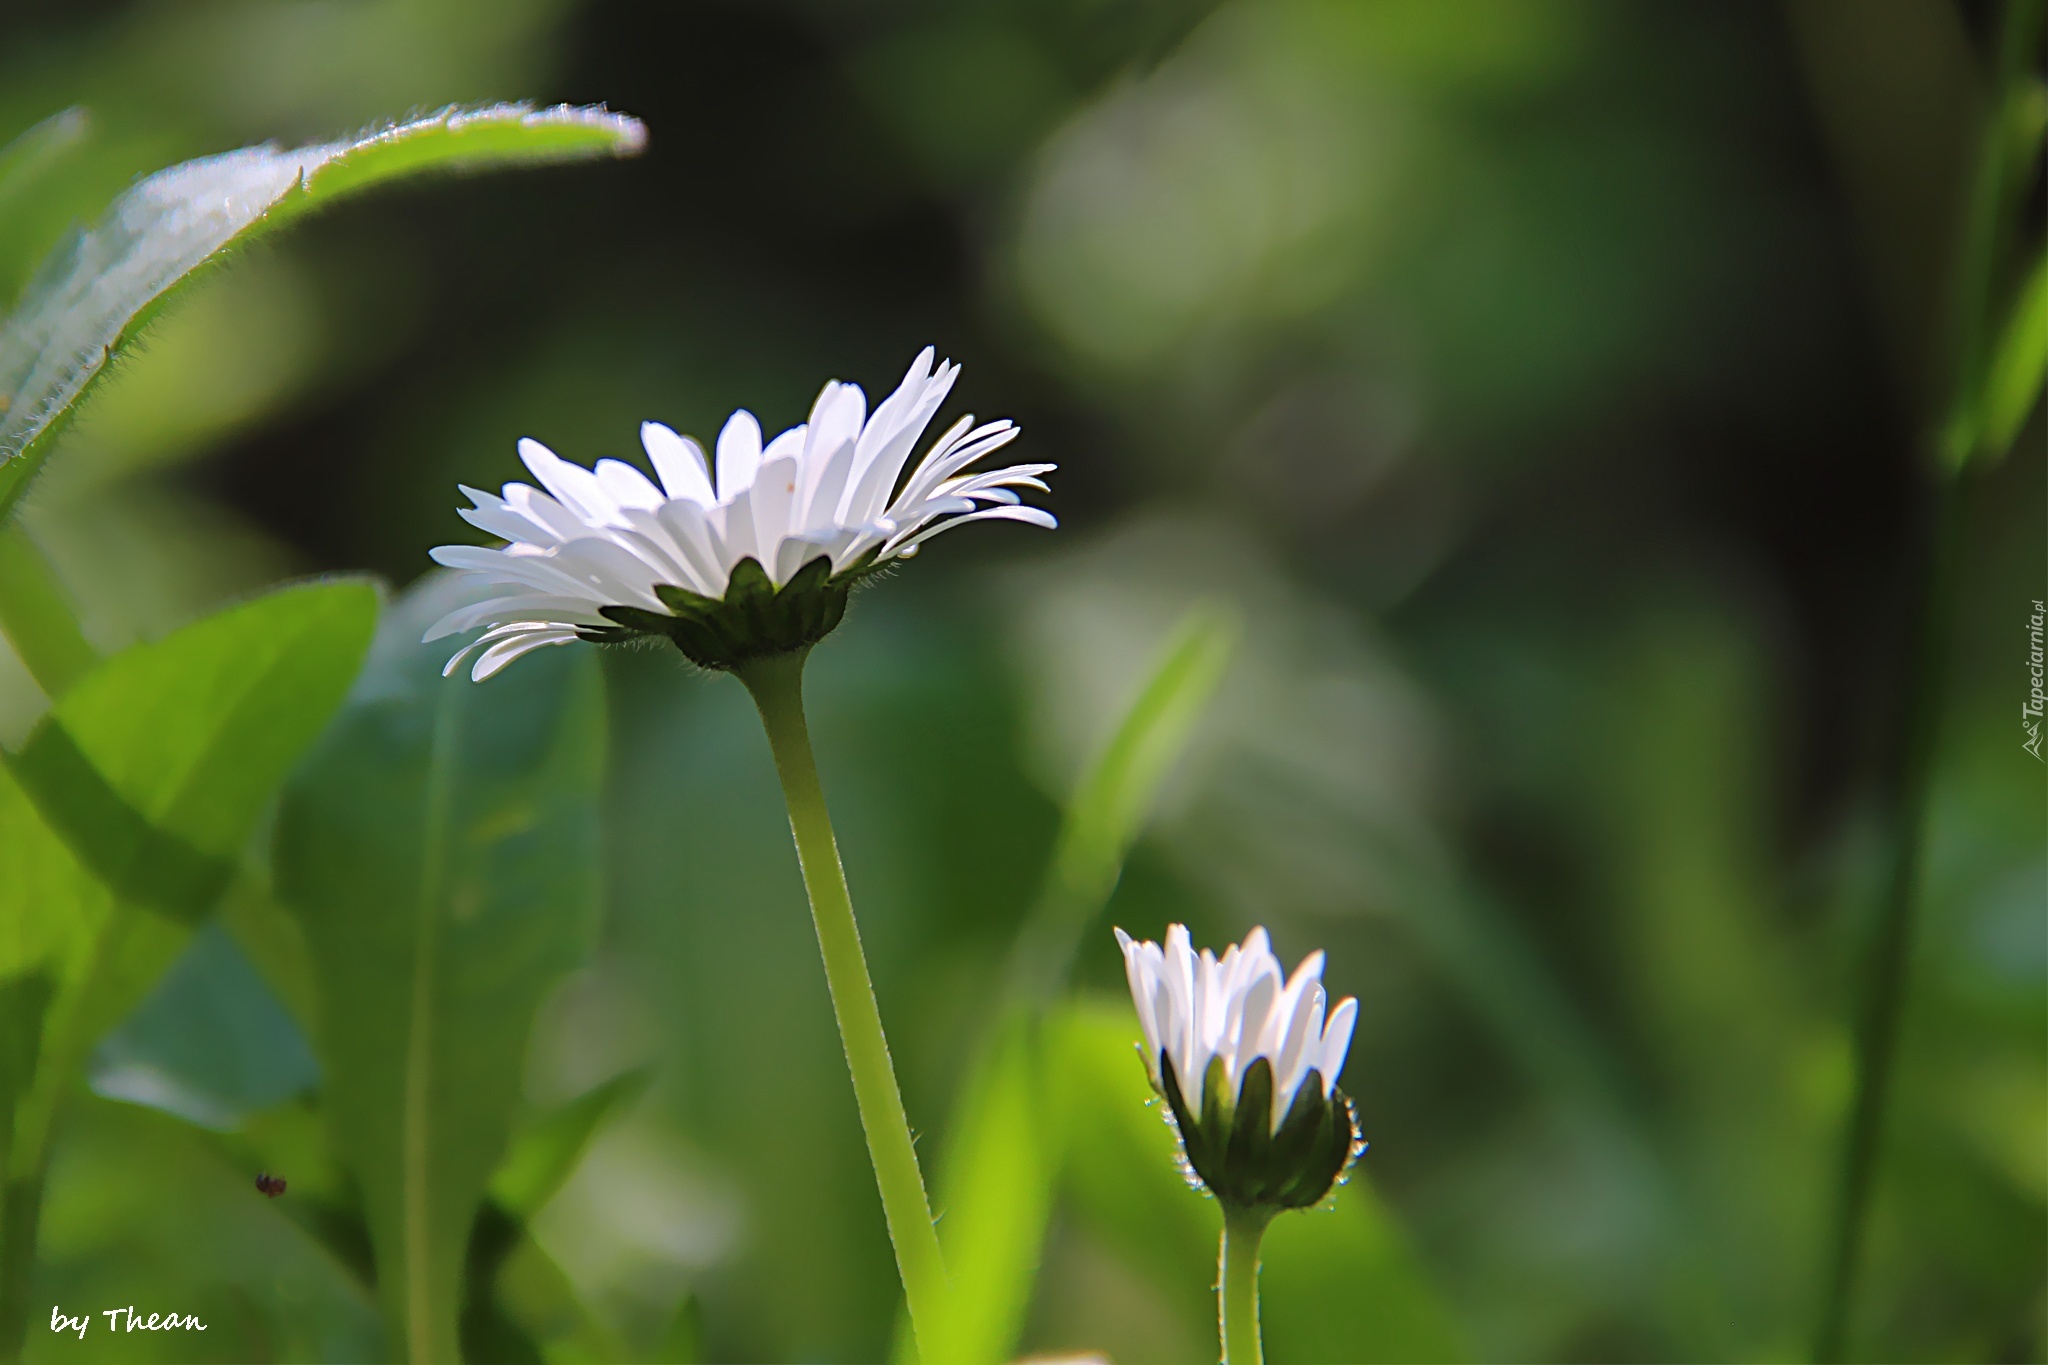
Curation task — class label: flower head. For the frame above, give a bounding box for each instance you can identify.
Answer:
[427,347,1055,676]
[1116,924,1361,1212]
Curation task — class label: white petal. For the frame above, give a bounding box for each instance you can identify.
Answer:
[458,502,558,547]
[642,422,716,505]
[796,435,860,535]
[710,487,758,569]
[595,458,666,511]
[471,628,579,680]
[1116,927,1164,1068]
[423,593,608,641]
[549,536,666,609]
[760,424,807,467]
[806,381,866,465]
[428,545,597,600]
[854,413,972,526]
[879,503,1056,560]
[773,533,827,585]
[841,351,958,524]
[503,484,592,543]
[1319,997,1357,1096]
[750,456,800,578]
[653,498,729,596]
[716,410,763,500]
[890,421,1020,513]
[1271,984,1324,1130]
[520,438,621,527]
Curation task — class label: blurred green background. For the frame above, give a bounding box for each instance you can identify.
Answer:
[0,0,2041,1361]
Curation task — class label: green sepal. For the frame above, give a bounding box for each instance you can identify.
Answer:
[596,606,678,636]
[652,583,720,618]
[595,554,869,671]
[1155,1052,1359,1216]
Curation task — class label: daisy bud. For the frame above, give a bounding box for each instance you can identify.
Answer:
[1115,924,1363,1214]
[426,347,1056,677]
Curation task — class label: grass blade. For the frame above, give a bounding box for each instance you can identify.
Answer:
[902,603,1239,1365]
[275,576,605,1364]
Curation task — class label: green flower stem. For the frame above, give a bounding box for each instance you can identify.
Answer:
[1815,1,2042,1357]
[1813,477,1959,1364]
[736,648,948,1357]
[1219,1207,1271,1365]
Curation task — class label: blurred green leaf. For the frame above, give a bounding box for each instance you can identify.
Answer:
[489,1067,652,1219]
[88,923,318,1132]
[1052,601,1239,908]
[1009,601,1239,1001]
[0,580,374,1354]
[493,1224,638,1365]
[0,109,90,270]
[1975,248,2047,464]
[0,522,95,698]
[900,604,1238,1365]
[217,864,321,1039]
[915,1014,1062,1365]
[0,102,647,524]
[2,580,376,1168]
[275,577,605,1365]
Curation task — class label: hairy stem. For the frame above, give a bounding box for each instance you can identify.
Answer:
[737,649,948,1358]
[1219,1208,1270,1365]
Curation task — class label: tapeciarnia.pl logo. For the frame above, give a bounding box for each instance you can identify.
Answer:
[2025,599,2045,761]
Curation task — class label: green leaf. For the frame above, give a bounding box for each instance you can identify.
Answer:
[896,604,1240,1364]
[88,923,318,1132]
[1007,600,1239,1002]
[0,110,90,249]
[0,102,647,524]
[1,580,377,1177]
[274,576,606,1365]
[0,522,96,698]
[488,1067,651,1219]
[914,1011,1063,1365]
[1051,601,1239,908]
[1976,248,2048,464]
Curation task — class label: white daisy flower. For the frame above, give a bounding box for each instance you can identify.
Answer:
[426,346,1056,678]
[1115,923,1361,1213]
[1117,924,1356,1132]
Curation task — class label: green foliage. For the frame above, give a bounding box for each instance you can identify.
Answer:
[916,1014,1062,1365]
[0,103,646,525]
[0,112,90,235]
[0,525,95,699]
[488,1067,651,1220]
[1976,249,2047,464]
[1010,601,1239,1001]
[908,603,1239,1364]
[274,578,606,1365]
[0,581,373,1352]
[88,923,318,1132]
[1050,601,1239,912]
[0,581,375,1160]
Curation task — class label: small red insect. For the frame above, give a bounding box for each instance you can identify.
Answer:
[254,1172,287,1198]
